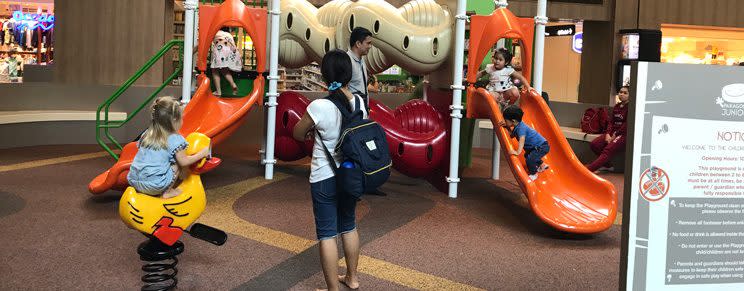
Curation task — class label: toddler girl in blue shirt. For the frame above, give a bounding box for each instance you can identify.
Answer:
[127,96,210,198]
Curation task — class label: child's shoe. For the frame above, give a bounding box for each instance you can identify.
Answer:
[597,166,615,172]
[538,163,549,173]
[528,173,538,181]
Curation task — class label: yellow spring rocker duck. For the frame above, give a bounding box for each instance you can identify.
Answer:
[119,132,226,246]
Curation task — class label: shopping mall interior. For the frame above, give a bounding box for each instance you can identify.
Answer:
[2,0,743,290]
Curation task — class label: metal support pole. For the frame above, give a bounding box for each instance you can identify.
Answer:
[181,0,198,103]
[260,0,273,166]
[422,75,429,102]
[491,131,500,180]
[533,0,548,92]
[447,0,468,198]
[264,0,280,179]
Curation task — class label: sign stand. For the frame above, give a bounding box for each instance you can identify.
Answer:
[622,62,744,291]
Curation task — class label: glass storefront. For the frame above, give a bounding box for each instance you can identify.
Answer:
[661,24,744,66]
[0,0,55,83]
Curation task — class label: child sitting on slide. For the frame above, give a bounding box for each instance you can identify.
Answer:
[477,48,531,109]
[499,106,549,181]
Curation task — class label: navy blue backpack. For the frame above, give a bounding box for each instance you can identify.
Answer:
[318,95,391,199]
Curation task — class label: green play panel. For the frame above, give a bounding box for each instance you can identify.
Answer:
[205,70,265,97]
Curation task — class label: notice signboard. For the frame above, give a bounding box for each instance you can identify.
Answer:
[622,62,744,290]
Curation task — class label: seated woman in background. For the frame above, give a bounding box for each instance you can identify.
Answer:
[585,86,630,173]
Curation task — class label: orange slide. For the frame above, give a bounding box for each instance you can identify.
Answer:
[89,0,266,194]
[469,88,617,233]
[464,8,616,233]
[88,76,264,194]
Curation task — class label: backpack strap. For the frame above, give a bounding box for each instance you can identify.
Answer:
[326,94,364,127]
[353,94,361,113]
[315,129,338,175]
[326,95,351,118]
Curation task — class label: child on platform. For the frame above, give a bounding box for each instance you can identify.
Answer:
[210,28,242,96]
[477,48,531,108]
[499,106,550,181]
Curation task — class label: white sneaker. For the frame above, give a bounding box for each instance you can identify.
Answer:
[597,166,615,172]
[529,174,538,181]
[538,163,549,173]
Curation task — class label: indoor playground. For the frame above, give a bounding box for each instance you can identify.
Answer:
[5,0,741,290]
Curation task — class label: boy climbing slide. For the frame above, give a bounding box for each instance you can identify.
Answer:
[498,106,550,181]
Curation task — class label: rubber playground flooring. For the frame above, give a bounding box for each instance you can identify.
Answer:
[0,144,625,290]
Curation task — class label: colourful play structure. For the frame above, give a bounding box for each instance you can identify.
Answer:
[465,9,617,233]
[89,0,266,194]
[275,0,456,189]
[89,0,617,234]
[94,3,262,288]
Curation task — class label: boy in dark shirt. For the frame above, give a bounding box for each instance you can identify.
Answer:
[586,86,630,173]
[499,106,550,181]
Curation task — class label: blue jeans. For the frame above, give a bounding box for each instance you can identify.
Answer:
[525,142,550,175]
[310,176,357,240]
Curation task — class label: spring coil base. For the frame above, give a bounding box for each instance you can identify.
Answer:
[137,239,184,291]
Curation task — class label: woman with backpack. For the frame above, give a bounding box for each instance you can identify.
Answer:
[293,49,366,291]
[586,86,630,173]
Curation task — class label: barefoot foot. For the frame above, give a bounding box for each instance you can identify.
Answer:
[162,188,182,199]
[338,274,359,290]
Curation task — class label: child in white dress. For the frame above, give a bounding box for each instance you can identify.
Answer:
[210,28,242,96]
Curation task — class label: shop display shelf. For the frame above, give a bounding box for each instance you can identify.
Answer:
[305,78,325,88]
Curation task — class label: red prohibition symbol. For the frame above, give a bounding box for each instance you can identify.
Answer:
[640,167,670,202]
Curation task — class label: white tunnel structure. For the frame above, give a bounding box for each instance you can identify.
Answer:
[277,0,453,75]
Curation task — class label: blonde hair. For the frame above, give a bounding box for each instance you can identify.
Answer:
[139,96,183,149]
